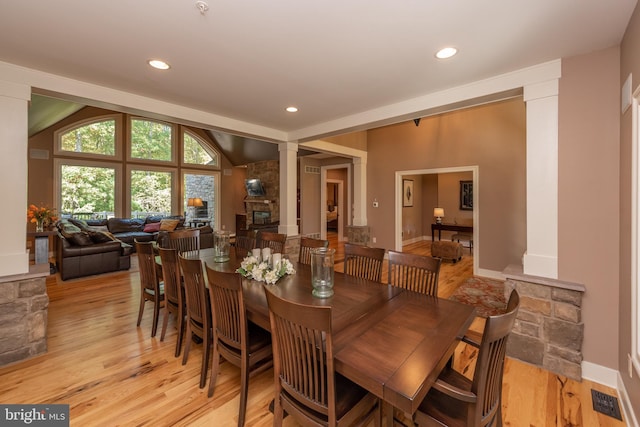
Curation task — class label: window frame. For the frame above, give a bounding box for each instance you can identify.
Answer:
[54,114,123,160]
[127,116,177,166]
[182,129,220,168]
[54,158,123,218]
[126,164,178,218]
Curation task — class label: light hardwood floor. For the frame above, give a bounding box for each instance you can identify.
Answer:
[0,237,627,426]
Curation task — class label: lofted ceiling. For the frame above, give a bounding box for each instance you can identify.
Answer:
[6,0,638,163]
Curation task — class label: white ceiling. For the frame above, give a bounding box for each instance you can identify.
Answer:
[0,1,636,143]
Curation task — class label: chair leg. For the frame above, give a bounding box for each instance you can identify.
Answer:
[273,395,284,427]
[136,295,145,327]
[207,342,221,398]
[151,298,160,338]
[182,324,192,365]
[199,328,211,388]
[174,309,185,358]
[160,306,170,341]
[237,356,250,427]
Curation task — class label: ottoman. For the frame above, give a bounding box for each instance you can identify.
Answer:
[431,240,463,263]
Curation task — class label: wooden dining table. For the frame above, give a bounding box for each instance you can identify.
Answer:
[185,248,476,425]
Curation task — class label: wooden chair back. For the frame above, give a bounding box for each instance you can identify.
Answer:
[158,247,185,356]
[344,243,386,282]
[472,291,519,426]
[178,254,211,388]
[265,289,335,420]
[387,250,441,295]
[167,228,200,254]
[415,291,520,427]
[298,237,329,265]
[235,230,257,257]
[265,288,380,426]
[257,230,287,253]
[206,265,246,355]
[134,240,164,337]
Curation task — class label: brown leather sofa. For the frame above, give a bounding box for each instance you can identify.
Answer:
[56,219,133,280]
[55,216,214,280]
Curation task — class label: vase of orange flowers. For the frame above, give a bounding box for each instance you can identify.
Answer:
[27,205,57,232]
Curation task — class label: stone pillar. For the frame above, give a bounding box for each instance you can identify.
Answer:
[0,276,49,366]
[347,225,371,246]
[503,265,585,381]
[352,157,367,226]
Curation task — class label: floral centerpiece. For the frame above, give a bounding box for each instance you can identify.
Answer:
[236,254,295,285]
[27,204,58,232]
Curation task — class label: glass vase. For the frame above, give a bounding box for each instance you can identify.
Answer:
[35,219,44,233]
[311,247,335,298]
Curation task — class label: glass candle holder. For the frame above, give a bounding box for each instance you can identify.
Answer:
[213,230,231,262]
[310,247,335,298]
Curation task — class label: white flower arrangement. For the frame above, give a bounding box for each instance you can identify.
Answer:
[236,254,295,285]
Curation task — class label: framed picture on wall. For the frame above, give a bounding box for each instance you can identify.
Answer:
[460,180,473,210]
[403,179,414,207]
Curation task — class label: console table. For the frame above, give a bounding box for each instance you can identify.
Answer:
[431,223,473,241]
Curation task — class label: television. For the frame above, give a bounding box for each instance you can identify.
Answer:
[245,178,266,197]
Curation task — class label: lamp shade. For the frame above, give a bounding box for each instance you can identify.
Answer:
[433,207,444,218]
[187,197,204,207]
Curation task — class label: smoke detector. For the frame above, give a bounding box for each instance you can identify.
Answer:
[195,1,209,14]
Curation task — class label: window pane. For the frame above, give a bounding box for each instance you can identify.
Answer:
[61,165,115,217]
[131,170,172,218]
[130,119,172,161]
[183,132,217,166]
[184,173,216,226]
[60,120,116,156]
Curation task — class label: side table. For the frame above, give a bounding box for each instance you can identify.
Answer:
[27,230,57,266]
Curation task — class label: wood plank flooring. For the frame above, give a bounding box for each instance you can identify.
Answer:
[0,237,627,426]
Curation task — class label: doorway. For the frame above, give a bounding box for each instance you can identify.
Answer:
[321,164,351,241]
[395,166,479,276]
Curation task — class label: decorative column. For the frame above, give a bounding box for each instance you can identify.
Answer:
[352,156,367,226]
[278,141,298,236]
[523,80,559,279]
[0,80,30,277]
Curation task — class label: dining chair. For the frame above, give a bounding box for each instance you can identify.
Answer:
[264,288,381,427]
[204,265,273,426]
[298,236,329,265]
[135,241,164,338]
[158,247,185,357]
[256,230,287,254]
[387,250,441,296]
[343,243,386,282]
[179,254,211,389]
[413,291,520,427]
[462,288,521,348]
[234,230,257,258]
[166,228,200,254]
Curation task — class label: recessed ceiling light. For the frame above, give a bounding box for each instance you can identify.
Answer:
[286,106,298,113]
[435,47,457,59]
[148,59,170,70]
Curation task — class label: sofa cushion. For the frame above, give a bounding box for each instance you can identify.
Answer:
[143,222,161,232]
[107,218,145,234]
[88,230,116,244]
[160,219,180,231]
[69,231,94,246]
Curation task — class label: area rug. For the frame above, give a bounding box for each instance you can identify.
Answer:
[449,277,507,317]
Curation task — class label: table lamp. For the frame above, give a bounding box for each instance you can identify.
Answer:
[187,197,204,218]
[434,207,444,224]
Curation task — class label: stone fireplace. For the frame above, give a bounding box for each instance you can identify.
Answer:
[244,160,279,229]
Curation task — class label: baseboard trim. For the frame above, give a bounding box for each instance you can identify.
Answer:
[476,268,504,281]
[582,361,619,388]
[617,371,640,427]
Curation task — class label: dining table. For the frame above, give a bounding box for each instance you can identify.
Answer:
[185,247,476,426]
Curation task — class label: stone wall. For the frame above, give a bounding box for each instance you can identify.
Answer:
[245,160,279,227]
[503,265,585,381]
[347,225,371,246]
[0,276,49,366]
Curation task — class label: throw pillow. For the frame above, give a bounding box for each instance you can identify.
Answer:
[160,219,180,232]
[143,222,161,233]
[69,231,94,246]
[88,230,116,244]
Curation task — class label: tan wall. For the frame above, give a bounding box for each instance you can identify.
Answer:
[27,107,238,232]
[401,174,423,242]
[620,2,640,417]
[558,46,621,370]
[299,157,322,235]
[367,98,527,272]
